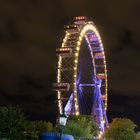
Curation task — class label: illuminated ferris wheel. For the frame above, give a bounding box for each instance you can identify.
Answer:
[54,16,108,133]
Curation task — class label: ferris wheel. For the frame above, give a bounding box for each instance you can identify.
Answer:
[54,16,108,133]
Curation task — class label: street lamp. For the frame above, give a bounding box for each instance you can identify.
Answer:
[59,113,68,140]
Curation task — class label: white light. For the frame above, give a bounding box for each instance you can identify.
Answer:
[74,90,77,93]
[74,59,78,63]
[79,36,82,41]
[75,53,78,57]
[98,134,101,138]
[76,112,79,115]
[58,93,60,99]
[80,32,84,37]
[77,41,81,45]
[76,47,80,51]
[100,131,103,135]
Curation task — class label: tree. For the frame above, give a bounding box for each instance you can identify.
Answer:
[37,121,53,132]
[63,115,99,138]
[26,120,53,138]
[135,132,140,140]
[26,121,39,138]
[0,106,27,140]
[105,118,136,140]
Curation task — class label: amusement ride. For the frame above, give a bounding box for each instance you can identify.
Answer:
[54,16,108,138]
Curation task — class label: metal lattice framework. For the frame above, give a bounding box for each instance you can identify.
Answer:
[54,17,108,135]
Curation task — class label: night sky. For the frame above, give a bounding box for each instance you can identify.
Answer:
[0,0,140,127]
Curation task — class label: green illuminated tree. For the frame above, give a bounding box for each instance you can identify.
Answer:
[105,118,136,140]
[135,132,140,140]
[63,115,98,138]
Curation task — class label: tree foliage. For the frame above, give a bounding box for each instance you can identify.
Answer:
[26,120,53,138]
[63,115,98,138]
[37,121,53,132]
[105,118,136,140]
[0,106,27,140]
[135,132,140,140]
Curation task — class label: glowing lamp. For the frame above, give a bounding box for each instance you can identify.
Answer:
[59,113,68,127]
